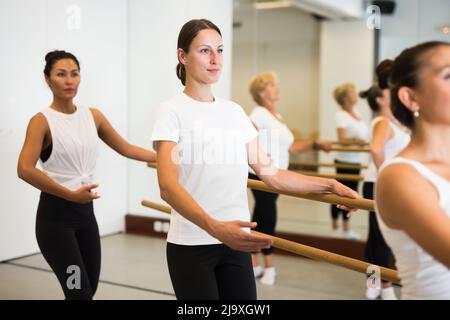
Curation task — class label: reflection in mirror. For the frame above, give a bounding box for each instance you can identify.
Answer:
[232,0,371,246]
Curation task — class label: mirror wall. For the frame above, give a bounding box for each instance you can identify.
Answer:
[232,0,450,241]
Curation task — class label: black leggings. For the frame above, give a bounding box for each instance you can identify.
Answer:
[35,192,101,300]
[167,243,256,300]
[330,160,360,221]
[248,173,279,255]
[363,182,394,282]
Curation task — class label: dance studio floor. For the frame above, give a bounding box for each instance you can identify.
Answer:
[0,233,400,300]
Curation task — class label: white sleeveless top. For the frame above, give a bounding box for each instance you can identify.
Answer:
[364,117,410,182]
[376,157,450,299]
[39,106,100,191]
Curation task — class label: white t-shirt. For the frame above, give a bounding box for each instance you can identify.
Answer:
[151,93,258,245]
[335,109,369,163]
[364,117,410,182]
[248,106,294,172]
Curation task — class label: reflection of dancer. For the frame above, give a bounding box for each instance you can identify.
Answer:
[376,41,450,299]
[360,81,410,300]
[17,50,156,299]
[331,83,369,239]
[152,19,358,299]
[247,72,331,285]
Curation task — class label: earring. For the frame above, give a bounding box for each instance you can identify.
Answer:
[413,110,419,118]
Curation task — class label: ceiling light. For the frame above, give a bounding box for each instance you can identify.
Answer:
[253,1,291,10]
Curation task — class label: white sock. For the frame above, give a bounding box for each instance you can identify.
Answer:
[381,287,398,300]
[253,266,263,278]
[260,267,276,285]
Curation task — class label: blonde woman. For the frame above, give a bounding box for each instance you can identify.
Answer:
[332,83,369,239]
[247,72,331,285]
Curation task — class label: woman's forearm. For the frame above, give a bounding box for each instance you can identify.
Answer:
[160,183,215,234]
[125,144,156,162]
[260,169,335,194]
[289,140,313,154]
[18,167,73,200]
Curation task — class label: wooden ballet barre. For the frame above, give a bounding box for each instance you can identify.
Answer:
[293,170,364,182]
[289,161,368,170]
[331,140,369,146]
[147,162,374,211]
[252,231,400,284]
[148,163,364,181]
[140,200,400,284]
[142,200,171,214]
[292,139,369,150]
[247,179,374,211]
[329,145,370,152]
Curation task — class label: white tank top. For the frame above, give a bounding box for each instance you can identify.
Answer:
[364,117,410,182]
[376,157,450,299]
[39,106,100,191]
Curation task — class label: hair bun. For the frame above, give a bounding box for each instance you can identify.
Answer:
[43,50,79,78]
[359,90,369,98]
[45,50,64,62]
[376,59,394,89]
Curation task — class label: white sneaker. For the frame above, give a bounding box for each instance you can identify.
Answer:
[259,267,276,285]
[342,230,361,240]
[253,266,263,278]
[381,287,398,300]
[365,287,381,299]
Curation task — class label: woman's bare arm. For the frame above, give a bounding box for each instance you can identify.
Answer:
[376,164,450,267]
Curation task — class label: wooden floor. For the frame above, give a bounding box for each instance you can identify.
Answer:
[0,233,400,300]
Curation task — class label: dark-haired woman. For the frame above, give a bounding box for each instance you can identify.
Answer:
[152,19,359,300]
[17,50,156,299]
[360,85,410,300]
[375,41,450,299]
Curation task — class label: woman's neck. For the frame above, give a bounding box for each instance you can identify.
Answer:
[342,103,354,113]
[50,97,76,114]
[261,101,277,114]
[405,121,450,163]
[377,106,394,120]
[184,80,214,103]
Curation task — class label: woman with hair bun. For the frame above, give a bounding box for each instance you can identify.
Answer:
[17,50,156,299]
[360,82,410,300]
[376,41,450,299]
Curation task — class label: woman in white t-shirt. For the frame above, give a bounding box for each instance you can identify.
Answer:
[247,72,331,286]
[152,19,359,300]
[331,83,369,239]
[360,83,410,300]
[375,41,450,299]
